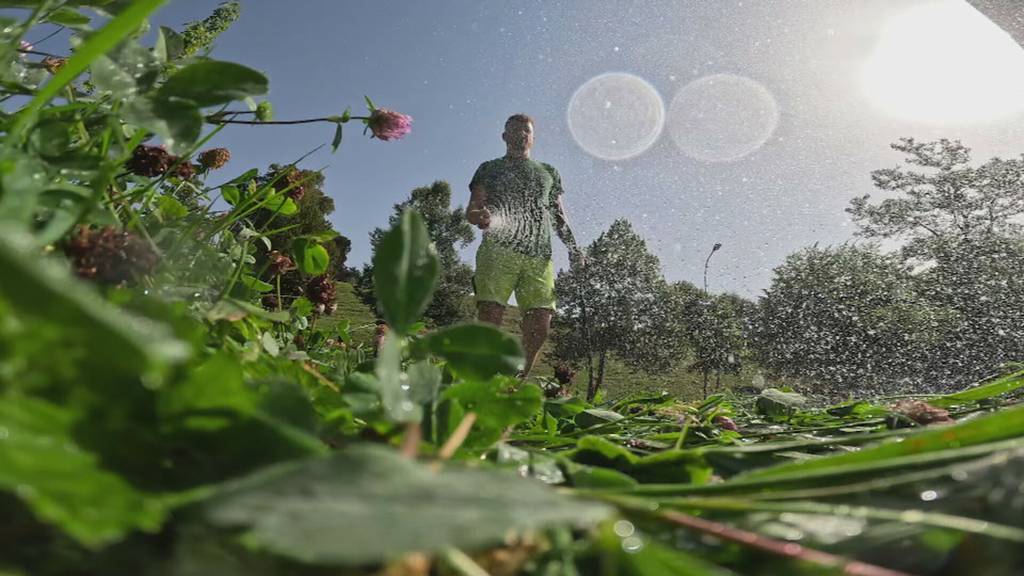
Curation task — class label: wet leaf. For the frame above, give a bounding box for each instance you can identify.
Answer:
[415,322,523,380]
[0,395,166,547]
[372,208,439,335]
[198,444,611,565]
[158,60,268,107]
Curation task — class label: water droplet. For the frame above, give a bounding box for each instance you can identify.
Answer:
[920,489,939,501]
[621,535,644,553]
[613,520,635,537]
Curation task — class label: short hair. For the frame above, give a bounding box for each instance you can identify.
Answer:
[505,113,534,130]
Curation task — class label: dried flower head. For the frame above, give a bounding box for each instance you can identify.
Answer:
[174,161,195,180]
[41,56,67,74]
[891,400,954,426]
[261,294,279,311]
[712,415,739,432]
[198,148,231,170]
[267,250,295,275]
[127,145,172,177]
[553,364,576,385]
[367,108,413,141]
[374,323,389,350]
[126,145,192,179]
[305,275,336,307]
[270,167,306,201]
[64,226,158,285]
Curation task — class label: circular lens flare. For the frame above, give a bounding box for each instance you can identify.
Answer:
[567,72,665,161]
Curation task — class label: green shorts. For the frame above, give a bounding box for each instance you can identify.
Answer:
[474,239,556,310]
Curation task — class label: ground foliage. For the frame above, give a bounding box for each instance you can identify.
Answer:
[2,3,1024,576]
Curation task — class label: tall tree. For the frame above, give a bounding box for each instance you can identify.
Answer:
[848,138,1024,386]
[553,219,681,400]
[666,282,750,397]
[358,180,474,327]
[751,244,949,395]
[848,138,1024,262]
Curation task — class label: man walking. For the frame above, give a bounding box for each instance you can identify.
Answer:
[466,114,583,378]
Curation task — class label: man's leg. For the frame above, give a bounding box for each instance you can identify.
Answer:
[477,301,506,326]
[521,307,552,378]
[474,239,516,328]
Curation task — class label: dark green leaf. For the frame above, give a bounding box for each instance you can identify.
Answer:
[415,323,523,380]
[372,208,439,335]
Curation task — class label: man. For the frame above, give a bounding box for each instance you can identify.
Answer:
[466,113,583,378]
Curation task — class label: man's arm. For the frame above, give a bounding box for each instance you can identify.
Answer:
[552,194,580,257]
[466,184,490,229]
[544,163,583,264]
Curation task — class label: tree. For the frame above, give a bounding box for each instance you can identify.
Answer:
[553,219,681,400]
[751,244,947,395]
[848,138,1024,262]
[848,138,1024,386]
[358,180,474,327]
[666,282,750,397]
[913,235,1024,385]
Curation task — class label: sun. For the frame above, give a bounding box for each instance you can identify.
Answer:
[862,0,1024,124]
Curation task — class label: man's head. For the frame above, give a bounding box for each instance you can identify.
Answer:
[503,113,534,155]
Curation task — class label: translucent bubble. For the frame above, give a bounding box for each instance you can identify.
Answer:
[668,73,780,163]
[567,72,665,161]
[920,489,939,502]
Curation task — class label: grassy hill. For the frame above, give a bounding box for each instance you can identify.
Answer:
[320,282,760,401]
[316,282,379,347]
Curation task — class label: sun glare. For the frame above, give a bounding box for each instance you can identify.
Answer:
[862,0,1024,124]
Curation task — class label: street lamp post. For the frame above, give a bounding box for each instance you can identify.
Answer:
[700,242,721,398]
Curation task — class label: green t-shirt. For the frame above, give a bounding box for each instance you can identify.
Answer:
[469,156,564,259]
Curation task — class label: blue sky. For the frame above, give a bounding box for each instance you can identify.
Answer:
[25,0,1024,297]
